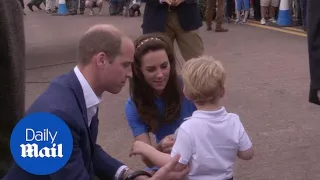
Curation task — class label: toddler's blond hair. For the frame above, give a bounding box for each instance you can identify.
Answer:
[181,56,226,104]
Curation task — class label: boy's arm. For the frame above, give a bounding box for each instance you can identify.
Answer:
[170,127,194,166]
[132,141,171,167]
[237,122,254,160]
[131,126,194,169]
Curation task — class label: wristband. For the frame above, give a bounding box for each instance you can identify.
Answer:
[125,171,152,180]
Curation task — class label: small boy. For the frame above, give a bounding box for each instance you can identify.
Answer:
[130,56,254,180]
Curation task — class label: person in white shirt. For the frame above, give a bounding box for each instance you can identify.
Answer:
[130,56,254,180]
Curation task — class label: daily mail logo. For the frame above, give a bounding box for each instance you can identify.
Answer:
[20,129,63,158]
[10,112,73,175]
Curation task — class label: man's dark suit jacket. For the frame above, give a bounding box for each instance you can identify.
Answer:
[3,71,124,180]
[142,0,202,34]
[307,0,320,105]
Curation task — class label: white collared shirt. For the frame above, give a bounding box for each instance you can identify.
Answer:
[73,66,127,180]
[74,66,101,127]
[171,107,253,180]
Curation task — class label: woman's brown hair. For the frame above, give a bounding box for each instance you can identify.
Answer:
[129,33,181,133]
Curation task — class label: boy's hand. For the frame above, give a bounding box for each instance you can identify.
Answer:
[317,90,320,101]
[130,141,147,157]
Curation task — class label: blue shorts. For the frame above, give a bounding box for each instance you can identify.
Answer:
[236,0,250,11]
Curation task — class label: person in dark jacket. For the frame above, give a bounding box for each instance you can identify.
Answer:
[142,0,204,61]
[0,0,26,178]
[307,0,320,105]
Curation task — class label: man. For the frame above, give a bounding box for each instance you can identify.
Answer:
[0,0,25,177]
[142,0,204,61]
[225,0,235,22]
[300,0,307,31]
[45,0,57,13]
[260,0,279,25]
[307,0,320,105]
[3,24,189,180]
[69,0,85,15]
[85,0,103,16]
[253,0,261,21]
[109,0,125,16]
[288,0,302,26]
[205,0,228,32]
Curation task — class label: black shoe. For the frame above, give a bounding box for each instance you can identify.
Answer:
[27,3,34,11]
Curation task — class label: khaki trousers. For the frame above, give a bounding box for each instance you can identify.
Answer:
[206,0,224,27]
[164,11,204,61]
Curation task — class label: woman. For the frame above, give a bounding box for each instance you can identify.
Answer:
[125,33,196,168]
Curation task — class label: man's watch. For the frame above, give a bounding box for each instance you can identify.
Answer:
[125,171,152,180]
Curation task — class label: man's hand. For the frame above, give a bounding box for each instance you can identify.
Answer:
[317,90,320,101]
[152,154,189,180]
[171,0,184,6]
[157,135,175,153]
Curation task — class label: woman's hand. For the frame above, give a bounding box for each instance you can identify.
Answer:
[157,135,175,153]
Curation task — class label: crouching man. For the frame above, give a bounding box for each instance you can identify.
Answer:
[85,0,103,15]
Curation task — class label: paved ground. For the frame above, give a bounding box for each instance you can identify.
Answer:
[24,4,320,180]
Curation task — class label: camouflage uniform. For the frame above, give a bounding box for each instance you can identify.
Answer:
[206,0,228,32]
[198,0,216,21]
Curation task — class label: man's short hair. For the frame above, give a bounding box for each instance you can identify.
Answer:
[181,56,226,104]
[77,25,123,65]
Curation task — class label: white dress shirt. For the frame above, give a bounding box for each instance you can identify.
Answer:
[171,107,253,180]
[74,66,127,180]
